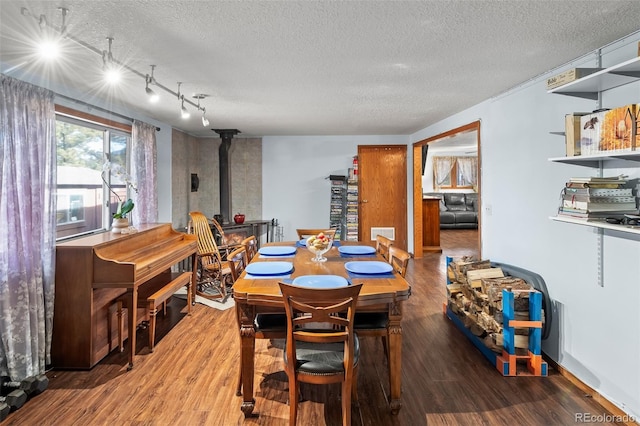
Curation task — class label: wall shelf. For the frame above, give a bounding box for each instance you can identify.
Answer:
[548,56,640,99]
[550,215,640,235]
[548,152,640,167]
[548,54,640,287]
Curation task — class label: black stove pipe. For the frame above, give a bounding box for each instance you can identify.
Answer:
[213,129,240,224]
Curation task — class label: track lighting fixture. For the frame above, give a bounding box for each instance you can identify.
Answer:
[30,7,66,61]
[180,96,190,119]
[145,65,159,103]
[57,7,68,36]
[201,109,210,127]
[38,14,47,29]
[102,37,121,84]
[193,94,210,127]
[21,6,217,125]
[177,83,190,119]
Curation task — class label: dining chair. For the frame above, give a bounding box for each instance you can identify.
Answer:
[388,245,411,278]
[375,234,393,260]
[296,228,337,240]
[278,282,363,426]
[188,211,234,302]
[227,245,248,282]
[354,245,411,363]
[240,235,258,262]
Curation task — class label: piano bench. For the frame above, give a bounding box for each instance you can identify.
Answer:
[146,271,193,352]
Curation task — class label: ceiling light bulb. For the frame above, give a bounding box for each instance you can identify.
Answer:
[146,86,159,103]
[37,39,60,60]
[202,114,210,127]
[104,67,121,84]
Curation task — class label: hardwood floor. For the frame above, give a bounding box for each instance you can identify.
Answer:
[5,230,621,425]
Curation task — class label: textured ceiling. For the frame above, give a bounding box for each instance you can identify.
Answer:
[1,1,640,138]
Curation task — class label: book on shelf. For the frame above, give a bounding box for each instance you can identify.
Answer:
[566,175,627,188]
[557,208,637,219]
[561,199,637,211]
[568,175,627,183]
[561,194,636,203]
[565,182,625,189]
[563,187,634,196]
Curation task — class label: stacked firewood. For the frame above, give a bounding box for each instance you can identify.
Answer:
[446,256,544,354]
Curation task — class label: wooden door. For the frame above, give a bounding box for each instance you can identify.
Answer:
[358,145,407,249]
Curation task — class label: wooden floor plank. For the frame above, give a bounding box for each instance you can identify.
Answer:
[4,230,623,425]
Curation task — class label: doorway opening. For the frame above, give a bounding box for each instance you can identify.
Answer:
[412,121,481,258]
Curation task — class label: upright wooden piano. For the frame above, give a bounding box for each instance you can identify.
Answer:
[52,223,197,369]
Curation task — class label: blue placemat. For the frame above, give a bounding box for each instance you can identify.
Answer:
[346,271,396,279]
[258,246,297,256]
[338,245,375,255]
[258,253,296,258]
[246,261,293,276]
[340,253,377,258]
[245,273,292,280]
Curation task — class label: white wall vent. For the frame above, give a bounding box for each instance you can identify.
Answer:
[370,227,395,241]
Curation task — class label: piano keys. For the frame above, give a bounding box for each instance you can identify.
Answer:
[52,223,197,369]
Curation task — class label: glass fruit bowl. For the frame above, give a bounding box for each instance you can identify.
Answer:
[305,233,333,263]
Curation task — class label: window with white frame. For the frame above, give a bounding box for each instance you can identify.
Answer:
[55,114,131,240]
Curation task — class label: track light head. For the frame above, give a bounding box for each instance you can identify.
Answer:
[145,73,159,103]
[180,96,190,119]
[193,94,209,126]
[102,37,121,84]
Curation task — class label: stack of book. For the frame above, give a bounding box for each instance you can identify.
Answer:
[557,176,637,219]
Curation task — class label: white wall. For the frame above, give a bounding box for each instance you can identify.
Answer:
[411,36,640,418]
[262,135,409,242]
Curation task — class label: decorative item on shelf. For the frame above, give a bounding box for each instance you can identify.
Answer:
[306,232,333,263]
[102,155,138,233]
[233,213,245,224]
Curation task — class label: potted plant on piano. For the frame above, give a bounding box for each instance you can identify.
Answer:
[102,155,138,234]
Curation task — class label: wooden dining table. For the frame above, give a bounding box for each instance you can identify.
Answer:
[232,240,411,417]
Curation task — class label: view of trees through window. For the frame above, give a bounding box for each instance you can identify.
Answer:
[56,115,130,239]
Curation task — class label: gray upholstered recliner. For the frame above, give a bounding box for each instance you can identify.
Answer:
[425,192,478,229]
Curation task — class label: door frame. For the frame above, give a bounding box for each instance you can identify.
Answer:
[412,121,481,259]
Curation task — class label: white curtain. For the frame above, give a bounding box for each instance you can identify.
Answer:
[0,75,56,380]
[131,120,157,225]
[433,156,455,189]
[457,157,478,186]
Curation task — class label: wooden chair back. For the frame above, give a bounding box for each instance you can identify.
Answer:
[188,212,224,268]
[388,245,410,278]
[241,235,258,262]
[296,228,337,240]
[375,234,393,260]
[227,245,248,282]
[188,211,234,301]
[278,282,363,425]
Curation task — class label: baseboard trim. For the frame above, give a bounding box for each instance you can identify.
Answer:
[543,354,638,425]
